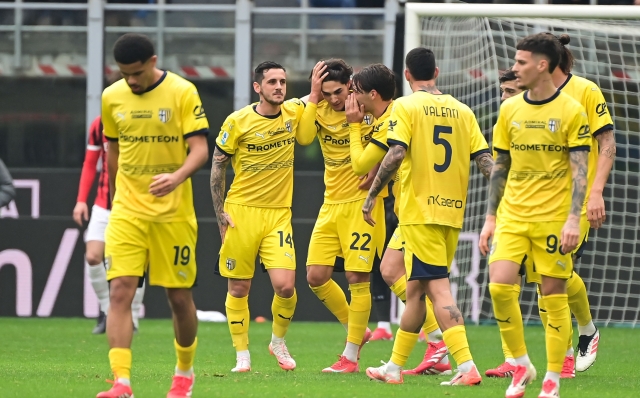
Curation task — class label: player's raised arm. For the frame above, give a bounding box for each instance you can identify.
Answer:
[297,61,327,145]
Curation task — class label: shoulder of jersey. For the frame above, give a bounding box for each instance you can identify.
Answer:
[103,78,129,97]
[566,73,599,92]
[283,98,304,111]
[165,71,199,93]
[558,90,585,110]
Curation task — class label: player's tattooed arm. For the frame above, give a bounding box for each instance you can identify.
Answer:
[362,144,405,225]
[486,152,511,216]
[210,147,234,241]
[475,152,494,181]
[587,130,616,228]
[597,130,616,160]
[569,149,589,218]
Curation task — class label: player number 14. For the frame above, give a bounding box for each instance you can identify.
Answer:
[278,231,293,248]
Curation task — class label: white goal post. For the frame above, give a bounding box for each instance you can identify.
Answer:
[401,3,640,327]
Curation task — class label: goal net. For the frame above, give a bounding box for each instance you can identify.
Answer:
[404,3,640,327]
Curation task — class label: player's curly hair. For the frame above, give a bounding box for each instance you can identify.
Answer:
[352,64,396,101]
[499,67,517,83]
[405,47,436,81]
[516,33,562,73]
[254,61,286,83]
[113,33,155,65]
[311,58,352,85]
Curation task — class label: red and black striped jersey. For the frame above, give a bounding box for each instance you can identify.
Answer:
[77,116,111,210]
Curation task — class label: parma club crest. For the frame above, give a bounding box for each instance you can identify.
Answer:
[548,118,561,133]
[363,114,373,125]
[226,258,236,270]
[159,108,172,123]
[285,119,293,133]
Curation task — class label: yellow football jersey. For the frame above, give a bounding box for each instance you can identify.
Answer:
[315,100,386,203]
[559,74,614,215]
[102,71,209,222]
[215,99,305,208]
[493,90,591,222]
[348,101,392,175]
[387,91,489,228]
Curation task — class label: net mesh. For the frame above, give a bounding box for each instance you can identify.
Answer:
[416,14,640,327]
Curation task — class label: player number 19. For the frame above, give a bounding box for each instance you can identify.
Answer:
[173,246,191,266]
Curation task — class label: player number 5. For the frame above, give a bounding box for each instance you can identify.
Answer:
[433,125,453,173]
[173,245,191,266]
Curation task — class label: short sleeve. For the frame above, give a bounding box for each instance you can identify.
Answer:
[370,116,390,151]
[286,98,306,121]
[215,116,239,157]
[101,92,118,142]
[469,115,490,159]
[568,106,591,152]
[584,83,614,137]
[492,103,510,153]
[387,100,412,149]
[180,85,210,138]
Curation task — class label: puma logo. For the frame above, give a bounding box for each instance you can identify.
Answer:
[285,252,294,261]
[358,255,369,264]
[495,317,511,323]
[255,132,265,138]
[548,323,562,332]
[277,314,293,321]
[230,318,245,326]
[512,121,521,128]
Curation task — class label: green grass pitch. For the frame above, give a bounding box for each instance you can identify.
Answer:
[0,318,637,397]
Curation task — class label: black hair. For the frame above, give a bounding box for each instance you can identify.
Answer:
[352,64,396,101]
[499,67,517,83]
[254,61,286,83]
[405,47,436,81]
[310,58,352,84]
[516,33,562,73]
[555,33,575,74]
[113,33,155,65]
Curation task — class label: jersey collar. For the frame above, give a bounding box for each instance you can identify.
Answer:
[557,73,573,91]
[136,70,167,95]
[252,104,281,119]
[523,89,561,105]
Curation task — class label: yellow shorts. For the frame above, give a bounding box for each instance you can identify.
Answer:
[490,218,575,281]
[523,217,590,284]
[387,227,404,251]
[105,214,198,288]
[402,224,460,281]
[306,198,385,273]
[217,203,296,280]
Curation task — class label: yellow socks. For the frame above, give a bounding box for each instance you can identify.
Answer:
[501,283,521,360]
[567,273,592,328]
[310,279,349,324]
[544,294,571,373]
[109,348,132,380]
[390,329,419,367]
[225,293,250,351]
[490,282,527,358]
[175,338,197,373]
[443,325,473,365]
[347,282,372,345]
[272,290,297,338]
[422,296,439,335]
[389,277,407,302]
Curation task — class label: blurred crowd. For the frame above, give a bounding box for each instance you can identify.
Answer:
[0,0,637,27]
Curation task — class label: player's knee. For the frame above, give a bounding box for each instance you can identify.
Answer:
[109,278,136,308]
[380,262,400,286]
[85,252,104,266]
[306,269,329,288]
[275,284,295,298]
[228,280,250,298]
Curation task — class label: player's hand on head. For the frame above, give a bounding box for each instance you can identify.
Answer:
[218,212,235,244]
[309,61,328,103]
[149,173,181,197]
[586,192,606,229]
[560,216,580,254]
[72,202,89,227]
[479,216,496,256]
[345,94,365,124]
[361,195,377,227]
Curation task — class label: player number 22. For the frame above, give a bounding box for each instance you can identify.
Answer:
[173,246,191,266]
[433,125,453,173]
[350,232,371,251]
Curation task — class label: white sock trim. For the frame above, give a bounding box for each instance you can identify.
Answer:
[458,360,474,373]
[506,357,517,366]
[236,350,250,359]
[342,342,359,362]
[87,262,110,313]
[544,371,561,385]
[377,321,391,332]
[514,354,531,366]
[175,367,193,378]
[427,329,443,343]
[578,321,597,337]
